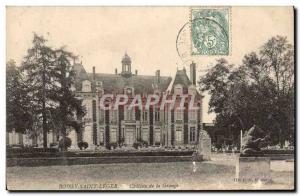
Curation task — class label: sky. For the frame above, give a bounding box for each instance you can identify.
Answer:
[6,6,294,123]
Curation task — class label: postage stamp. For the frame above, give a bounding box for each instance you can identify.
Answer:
[190,7,231,55]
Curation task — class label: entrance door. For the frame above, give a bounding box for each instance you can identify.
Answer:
[125,131,134,146]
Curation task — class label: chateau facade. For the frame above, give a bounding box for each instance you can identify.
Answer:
[72,53,203,149]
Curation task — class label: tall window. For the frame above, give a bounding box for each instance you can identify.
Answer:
[82,80,91,92]
[155,130,161,144]
[175,109,183,120]
[154,108,160,122]
[176,127,182,142]
[83,101,92,122]
[189,110,197,120]
[110,110,117,123]
[190,127,196,142]
[142,110,148,122]
[125,107,134,121]
[99,109,105,123]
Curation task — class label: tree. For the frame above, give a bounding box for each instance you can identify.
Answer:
[11,33,85,149]
[21,34,56,148]
[50,48,85,150]
[260,36,294,146]
[200,36,294,147]
[7,60,33,133]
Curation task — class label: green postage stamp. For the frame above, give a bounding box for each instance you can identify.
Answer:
[190,7,231,55]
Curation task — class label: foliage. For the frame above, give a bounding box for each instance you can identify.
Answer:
[6,60,33,133]
[133,141,141,149]
[49,48,85,143]
[7,33,85,149]
[78,141,88,150]
[20,34,56,147]
[200,36,294,147]
[58,137,72,151]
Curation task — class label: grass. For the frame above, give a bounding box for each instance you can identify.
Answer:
[6,154,294,190]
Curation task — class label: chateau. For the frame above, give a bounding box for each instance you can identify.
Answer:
[72,53,203,149]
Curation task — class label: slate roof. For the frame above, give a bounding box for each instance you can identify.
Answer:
[170,68,192,94]
[88,73,172,94]
[73,63,172,94]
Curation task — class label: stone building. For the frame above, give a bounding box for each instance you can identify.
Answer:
[71,53,203,149]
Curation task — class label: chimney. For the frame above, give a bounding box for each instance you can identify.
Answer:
[156,70,160,84]
[93,66,96,81]
[190,61,196,85]
[115,68,118,75]
[135,70,138,75]
[92,66,96,92]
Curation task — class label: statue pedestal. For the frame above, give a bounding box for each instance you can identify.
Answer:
[198,130,211,161]
[235,156,271,183]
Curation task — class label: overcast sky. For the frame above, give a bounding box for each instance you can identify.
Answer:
[6,6,294,123]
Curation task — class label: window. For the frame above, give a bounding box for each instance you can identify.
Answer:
[189,110,197,120]
[174,84,183,95]
[83,101,92,122]
[188,85,197,95]
[142,110,148,122]
[190,127,196,142]
[142,128,149,142]
[155,130,161,143]
[110,110,118,122]
[175,109,183,120]
[110,130,117,143]
[176,127,182,142]
[125,107,135,121]
[99,109,105,123]
[154,108,160,122]
[124,87,134,95]
[82,80,91,92]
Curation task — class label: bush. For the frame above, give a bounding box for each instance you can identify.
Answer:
[58,137,72,151]
[78,142,84,150]
[109,142,118,150]
[141,140,148,147]
[82,142,88,149]
[133,142,141,149]
[78,141,89,150]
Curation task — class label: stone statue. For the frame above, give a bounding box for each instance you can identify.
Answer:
[241,125,270,156]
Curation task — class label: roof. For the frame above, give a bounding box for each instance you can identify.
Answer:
[169,69,192,94]
[73,63,89,90]
[88,73,172,94]
[73,63,172,94]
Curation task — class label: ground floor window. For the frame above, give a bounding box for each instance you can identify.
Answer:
[110,130,117,143]
[125,131,134,145]
[190,127,196,142]
[99,131,104,143]
[175,127,182,142]
[141,128,148,142]
[154,130,161,144]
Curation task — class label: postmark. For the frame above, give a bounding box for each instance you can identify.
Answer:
[190,7,231,55]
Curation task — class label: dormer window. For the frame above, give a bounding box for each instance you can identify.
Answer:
[82,80,91,92]
[124,86,134,95]
[174,84,183,95]
[188,85,197,95]
[96,81,103,87]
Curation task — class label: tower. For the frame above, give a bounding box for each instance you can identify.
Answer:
[121,52,132,76]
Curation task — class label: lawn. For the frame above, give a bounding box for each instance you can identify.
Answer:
[6,154,294,190]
